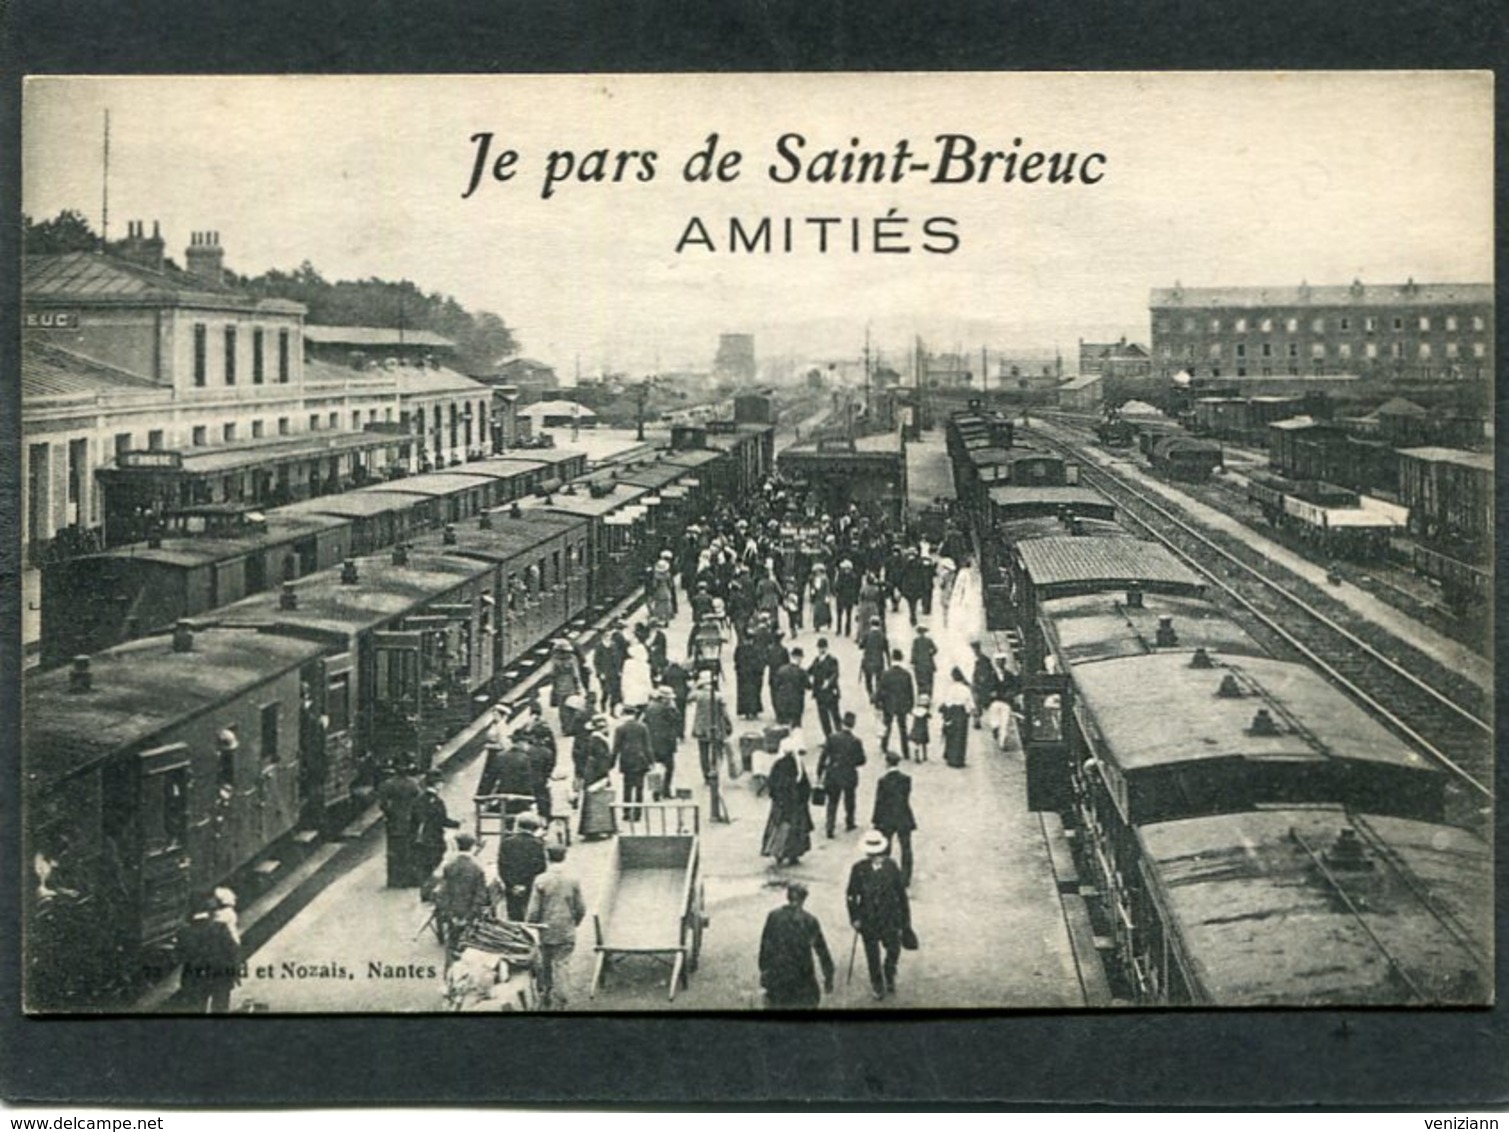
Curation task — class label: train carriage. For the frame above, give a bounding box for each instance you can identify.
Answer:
[277,489,442,557]
[376,471,501,525]
[25,627,331,1009]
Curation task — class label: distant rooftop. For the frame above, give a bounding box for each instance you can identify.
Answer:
[303,324,455,349]
[1150,281,1492,310]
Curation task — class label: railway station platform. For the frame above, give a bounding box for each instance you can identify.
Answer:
[904,432,955,514]
[1064,431,1492,695]
[231,558,1089,1012]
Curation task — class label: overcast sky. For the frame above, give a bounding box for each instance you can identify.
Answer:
[23,72,1493,377]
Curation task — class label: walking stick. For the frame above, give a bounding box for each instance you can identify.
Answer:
[846,929,859,986]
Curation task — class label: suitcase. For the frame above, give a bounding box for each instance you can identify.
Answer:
[738,733,763,773]
[646,765,667,801]
[762,725,790,754]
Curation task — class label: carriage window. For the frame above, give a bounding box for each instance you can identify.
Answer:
[218,739,237,790]
[552,551,561,585]
[326,673,351,734]
[507,572,520,611]
[162,767,189,849]
[260,703,281,765]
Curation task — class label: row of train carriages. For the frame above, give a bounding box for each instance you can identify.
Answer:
[945,409,1491,1007]
[25,415,775,1010]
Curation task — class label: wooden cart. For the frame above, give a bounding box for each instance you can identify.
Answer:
[589,801,707,1001]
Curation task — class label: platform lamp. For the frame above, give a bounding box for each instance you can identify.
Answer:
[691,613,732,824]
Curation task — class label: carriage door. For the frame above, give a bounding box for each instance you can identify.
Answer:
[136,744,193,953]
[1022,674,1074,812]
[320,653,356,807]
[372,631,424,771]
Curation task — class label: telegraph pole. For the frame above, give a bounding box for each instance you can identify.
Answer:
[100,109,110,250]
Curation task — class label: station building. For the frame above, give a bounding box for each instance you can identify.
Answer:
[1149,279,1493,383]
[22,226,490,560]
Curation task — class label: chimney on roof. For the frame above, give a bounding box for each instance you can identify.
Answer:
[185,230,225,287]
[116,219,166,272]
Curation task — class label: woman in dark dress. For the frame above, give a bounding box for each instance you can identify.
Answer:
[760,741,814,866]
[734,634,766,720]
[939,667,974,769]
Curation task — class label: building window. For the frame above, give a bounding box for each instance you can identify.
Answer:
[1419,316,1431,332]
[385,407,393,423]
[1392,317,1403,331]
[1260,318,1272,333]
[224,326,237,385]
[1234,343,1246,359]
[1446,315,1458,332]
[1285,318,1298,333]
[328,412,339,430]
[1287,343,1298,357]
[1261,343,1272,358]
[193,324,208,386]
[1311,343,1325,358]
[369,409,378,424]
[252,329,265,384]
[1446,342,1459,359]
[1339,343,1352,360]
[114,433,132,458]
[278,417,290,436]
[1365,343,1378,360]
[1364,317,1377,333]
[1209,318,1221,333]
[193,426,208,446]
[1311,318,1324,333]
[1235,318,1247,333]
[1287,362,1299,375]
[1339,317,1350,331]
[27,443,49,545]
[278,330,291,382]
[1390,342,1403,359]
[352,411,361,431]
[1472,342,1485,358]
[1208,343,1221,359]
[1472,316,1485,332]
[223,422,237,442]
[310,414,320,432]
[252,420,265,439]
[1236,367,1247,377]
[1419,343,1432,360]
[66,438,86,509]
[1210,367,1221,378]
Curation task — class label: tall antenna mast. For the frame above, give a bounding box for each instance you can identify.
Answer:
[100,109,111,250]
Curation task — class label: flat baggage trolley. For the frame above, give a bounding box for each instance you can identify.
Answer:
[589,801,708,1001]
[473,792,538,848]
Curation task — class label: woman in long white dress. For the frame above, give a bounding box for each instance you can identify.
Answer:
[940,556,984,675]
[619,639,653,710]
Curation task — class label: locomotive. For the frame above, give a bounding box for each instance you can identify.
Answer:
[24,419,774,1011]
[945,412,1491,1006]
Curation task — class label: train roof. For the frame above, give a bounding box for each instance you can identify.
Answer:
[25,627,328,791]
[519,481,656,517]
[373,471,499,497]
[1139,807,1490,1005]
[442,512,587,561]
[987,485,1109,510]
[1017,536,1204,598]
[428,456,551,479]
[998,516,1125,543]
[1039,591,1264,665]
[203,551,493,639]
[1396,446,1494,471]
[278,489,434,518]
[661,448,725,469]
[615,461,696,490]
[91,513,350,567]
[1073,653,1431,775]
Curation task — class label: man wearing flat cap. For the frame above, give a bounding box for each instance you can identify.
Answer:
[847,829,913,1000]
[411,770,460,887]
[758,882,835,1009]
[497,813,548,922]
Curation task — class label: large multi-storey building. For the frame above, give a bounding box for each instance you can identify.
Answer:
[1149,280,1493,383]
[22,225,489,562]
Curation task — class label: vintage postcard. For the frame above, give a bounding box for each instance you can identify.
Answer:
[19,71,1493,1017]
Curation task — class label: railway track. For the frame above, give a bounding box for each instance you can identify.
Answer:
[1039,427,1492,817]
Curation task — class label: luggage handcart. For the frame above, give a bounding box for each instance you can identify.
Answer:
[589,801,708,1001]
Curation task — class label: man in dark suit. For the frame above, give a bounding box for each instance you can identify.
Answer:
[642,686,682,798]
[477,740,538,819]
[758,882,835,1009]
[377,763,422,888]
[847,830,913,1000]
[816,711,867,838]
[872,749,918,887]
[612,706,654,821]
[876,649,916,760]
[496,813,548,922]
[771,646,810,730]
[411,771,461,885]
[910,624,938,702]
[808,637,842,738]
[436,832,489,950]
